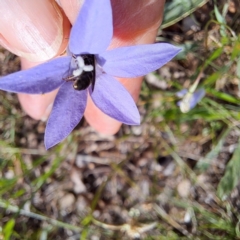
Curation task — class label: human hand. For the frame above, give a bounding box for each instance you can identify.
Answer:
[0,0,165,134]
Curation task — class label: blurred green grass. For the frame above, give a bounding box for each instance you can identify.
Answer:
[1,0,240,239]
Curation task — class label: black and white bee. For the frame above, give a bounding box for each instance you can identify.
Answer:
[63,54,96,91]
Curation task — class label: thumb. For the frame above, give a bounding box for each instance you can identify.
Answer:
[0,0,71,120]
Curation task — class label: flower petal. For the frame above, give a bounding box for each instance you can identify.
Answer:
[90,74,140,125]
[0,57,71,94]
[98,43,181,78]
[69,0,113,55]
[177,88,205,113]
[45,82,87,149]
[176,89,188,98]
[189,88,205,109]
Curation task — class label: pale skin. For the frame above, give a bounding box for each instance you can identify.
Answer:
[0,0,165,134]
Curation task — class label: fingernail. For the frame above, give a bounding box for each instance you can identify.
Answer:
[0,0,70,62]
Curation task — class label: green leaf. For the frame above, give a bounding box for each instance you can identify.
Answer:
[207,88,240,104]
[214,4,227,37]
[217,139,240,200]
[214,4,226,24]
[203,72,223,87]
[3,219,15,240]
[231,37,240,60]
[0,178,18,195]
[195,128,231,172]
[203,48,224,68]
[162,0,209,29]
[173,42,199,60]
[32,156,64,190]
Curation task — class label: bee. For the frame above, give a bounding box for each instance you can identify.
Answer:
[63,54,96,91]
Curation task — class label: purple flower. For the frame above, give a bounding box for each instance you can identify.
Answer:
[0,0,181,149]
[177,88,205,113]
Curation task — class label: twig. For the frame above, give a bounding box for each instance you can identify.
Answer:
[0,200,82,233]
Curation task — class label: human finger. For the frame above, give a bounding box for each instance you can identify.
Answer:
[0,0,70,62]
